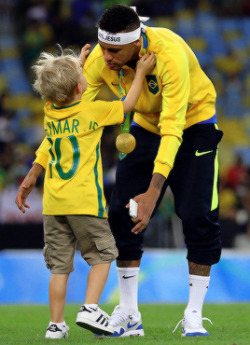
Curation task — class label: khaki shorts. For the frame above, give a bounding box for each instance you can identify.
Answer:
[43,215,118,274]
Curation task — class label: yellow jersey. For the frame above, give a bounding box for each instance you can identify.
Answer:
[34,99,123,216]
[82,26,216,177]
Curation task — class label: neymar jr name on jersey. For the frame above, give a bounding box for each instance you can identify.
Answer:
[45,119,80,136]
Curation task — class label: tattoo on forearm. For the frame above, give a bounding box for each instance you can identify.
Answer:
[152,173,166,190]
[189,261,211,276]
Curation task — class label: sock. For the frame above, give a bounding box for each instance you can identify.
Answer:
[49,321,66,329]
[117,267,139,315]
[84,303,98,310]
[185,274,210,317]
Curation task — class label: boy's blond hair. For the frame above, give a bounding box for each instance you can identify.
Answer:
[32,48,82,105]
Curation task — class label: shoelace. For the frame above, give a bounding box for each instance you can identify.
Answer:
[110,307,130,326]
[172,316,213,333]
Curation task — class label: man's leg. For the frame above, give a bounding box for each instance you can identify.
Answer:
[116,259,140,315]
[108,127,162,336]
[109,259,143,337]
[185,262,211,318]
[170,124,223,336]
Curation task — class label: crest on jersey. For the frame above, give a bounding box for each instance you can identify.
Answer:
[146,75,159,95]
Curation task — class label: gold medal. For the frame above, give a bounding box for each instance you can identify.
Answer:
[116,132,136,154]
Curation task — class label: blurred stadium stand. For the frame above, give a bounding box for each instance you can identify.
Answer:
[0,0,249,251]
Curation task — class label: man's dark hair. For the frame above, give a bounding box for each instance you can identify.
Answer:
[97,4,140,33]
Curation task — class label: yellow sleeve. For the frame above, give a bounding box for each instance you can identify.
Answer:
[158,45,189,138]
[153,135,181,177]
[154,44,190,178]
[92,100,124,126]
[82,45,104,102]
[33,137,49,170]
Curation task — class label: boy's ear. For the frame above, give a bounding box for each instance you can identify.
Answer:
[75,82,82,94]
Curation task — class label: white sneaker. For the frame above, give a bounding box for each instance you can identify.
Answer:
[173,310,213,337]
[108,305,144,337]
[76,305,114,335]
[45,323,69,339]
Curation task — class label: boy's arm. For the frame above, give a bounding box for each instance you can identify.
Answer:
[81,44,104,102]
[15,163,44,214]
[34,137,50,169]
[123,52,155,114]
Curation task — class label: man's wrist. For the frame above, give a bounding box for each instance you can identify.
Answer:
[147,173,166,199]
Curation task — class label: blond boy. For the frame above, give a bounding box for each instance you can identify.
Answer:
[15,44,155,339]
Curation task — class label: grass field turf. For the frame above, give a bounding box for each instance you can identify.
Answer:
[0,304,249,345]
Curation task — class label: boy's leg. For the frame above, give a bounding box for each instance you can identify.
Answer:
[43,215,76,339]
[75,262,114,335]
[49,273,69,322]
[69,215,117,335]
[85,263,111,304]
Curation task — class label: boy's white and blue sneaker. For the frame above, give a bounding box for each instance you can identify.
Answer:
[108,305,144,337]
[76,305,114,335]
[45,323,69,339]
[173,310,213,337]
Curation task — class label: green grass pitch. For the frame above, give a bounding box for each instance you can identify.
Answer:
[0,304,249,345]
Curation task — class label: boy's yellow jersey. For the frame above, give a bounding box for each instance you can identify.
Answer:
[35,100,123,217]
[82,26,217,178]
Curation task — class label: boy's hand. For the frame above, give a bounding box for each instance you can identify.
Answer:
[79,44,91,67]
[15,175,37,213]
[15,163,44,213]
[136,52,156,75]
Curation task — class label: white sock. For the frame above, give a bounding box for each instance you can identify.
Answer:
[84,303,98,310]
[185,274,210,317]
[117,267,139,315]
[49,321,66,328]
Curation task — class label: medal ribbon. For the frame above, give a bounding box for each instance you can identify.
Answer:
[118,32,148,133]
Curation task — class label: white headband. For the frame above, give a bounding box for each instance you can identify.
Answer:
[98,26,141,45]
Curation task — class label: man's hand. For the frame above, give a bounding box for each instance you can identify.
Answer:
[79,44,91,67]
[126,191,157,234]
[126,173,166,234]
[15,163,44,213]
